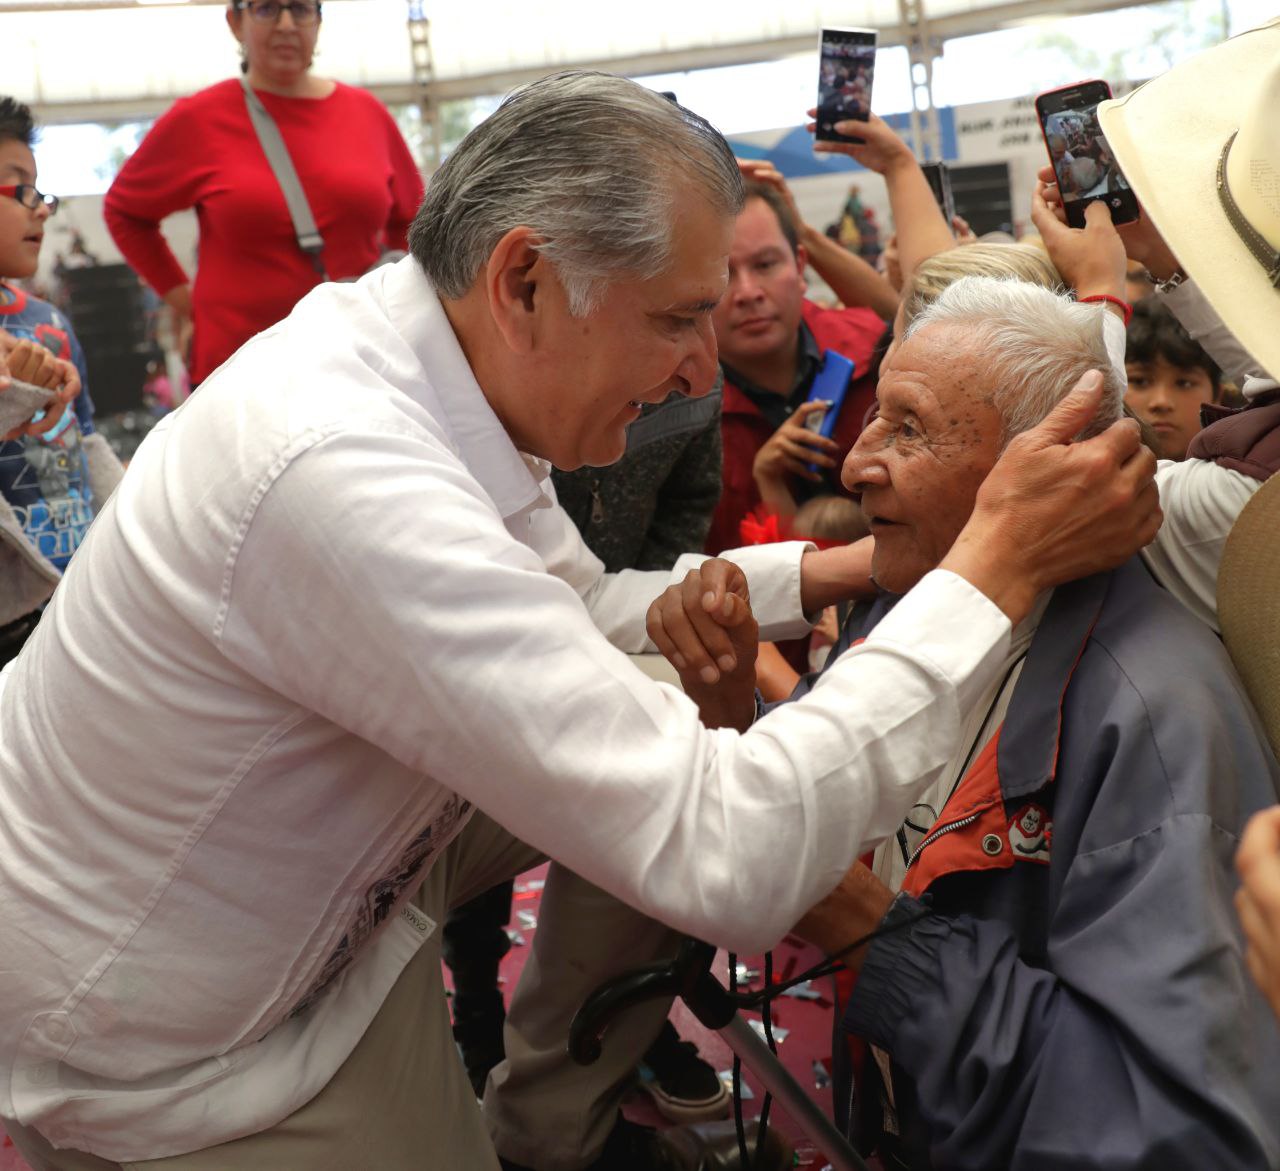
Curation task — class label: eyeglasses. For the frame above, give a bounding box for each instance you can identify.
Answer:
[0,185,59,217]
[240,0,321,24]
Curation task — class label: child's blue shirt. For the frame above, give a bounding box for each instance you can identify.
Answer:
[0,282,98,572]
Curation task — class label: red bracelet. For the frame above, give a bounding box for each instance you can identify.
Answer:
[1078,293,1133,327]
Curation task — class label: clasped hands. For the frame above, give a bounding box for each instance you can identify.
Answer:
[645,555,895,960]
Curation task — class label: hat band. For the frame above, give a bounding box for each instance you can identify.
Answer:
[1217,130,1280,289]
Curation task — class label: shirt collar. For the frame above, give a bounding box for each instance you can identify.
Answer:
[377,257,549,520]
[721,321,823,427]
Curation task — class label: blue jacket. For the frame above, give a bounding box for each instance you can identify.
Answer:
[826,559,1280,1169]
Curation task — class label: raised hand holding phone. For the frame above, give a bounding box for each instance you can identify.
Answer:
[815,27,877,145]
[1038,162,1183,282]
[1035,80,1140,228]
[1030,187,1128,307]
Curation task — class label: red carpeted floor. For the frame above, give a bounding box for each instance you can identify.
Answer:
[1,864,851,1170]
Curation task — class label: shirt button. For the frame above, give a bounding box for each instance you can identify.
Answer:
[982,834,1004,856]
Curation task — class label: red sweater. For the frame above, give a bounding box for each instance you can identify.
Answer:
[104,79,425,384]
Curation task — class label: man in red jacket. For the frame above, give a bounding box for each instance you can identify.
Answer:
[706,181,890,554]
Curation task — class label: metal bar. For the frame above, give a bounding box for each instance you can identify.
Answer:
[24,0,1159,125]
[719,1013,870,1171]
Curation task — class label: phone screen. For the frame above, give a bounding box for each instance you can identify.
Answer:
[816,27,877,144]
[1036,81,1139,228]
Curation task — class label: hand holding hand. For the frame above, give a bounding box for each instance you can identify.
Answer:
[941,370,1161,624]
[753,401,841,488]
[647,558,759,730]
[1237,806,1280,1020]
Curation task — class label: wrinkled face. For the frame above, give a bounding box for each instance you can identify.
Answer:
[520,190,731,471]
[842,324,1003,594]
[228,2,321,82]
[711,197,807,370]
[1124,356,1217,461]
[0,140,48,281]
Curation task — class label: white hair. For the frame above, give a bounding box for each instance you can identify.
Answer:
[409,71,744,316]
[902,275,1123,443]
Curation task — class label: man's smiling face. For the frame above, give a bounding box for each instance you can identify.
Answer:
[517,188,732,471]
[842,323,1004,594]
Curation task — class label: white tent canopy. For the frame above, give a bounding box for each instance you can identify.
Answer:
[5,0,1146,123]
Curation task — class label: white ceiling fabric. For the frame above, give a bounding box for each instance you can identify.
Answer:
[3,0,1144,117]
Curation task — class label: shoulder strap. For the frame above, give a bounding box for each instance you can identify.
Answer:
[239,76,329,280]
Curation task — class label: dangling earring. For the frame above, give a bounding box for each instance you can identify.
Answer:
[239,42,249,75]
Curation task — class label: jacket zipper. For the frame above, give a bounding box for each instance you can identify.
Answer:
[905,809,982,873]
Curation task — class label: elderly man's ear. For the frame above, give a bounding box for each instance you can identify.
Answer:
[483,226,546,355]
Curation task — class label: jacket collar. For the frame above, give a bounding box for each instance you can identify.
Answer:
[997,566,1113,801]
[376,257,548,521]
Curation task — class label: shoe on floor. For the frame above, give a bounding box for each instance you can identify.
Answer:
[496,1115,793,1171]
[638,1022,731,1123]
[663,1119,795,1171]
[497,1114,690,1171]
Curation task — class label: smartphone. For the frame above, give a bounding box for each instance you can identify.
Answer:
[920,161,956,226]
[815,27,877,145]
[1035,80,1139,228]
[802,347,855,453]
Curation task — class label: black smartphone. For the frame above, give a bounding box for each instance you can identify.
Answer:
[1035,80,1139,228]
[920,161,956,226]
[815,27,877,144]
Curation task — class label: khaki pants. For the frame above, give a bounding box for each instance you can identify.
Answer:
[4,813,680,1170]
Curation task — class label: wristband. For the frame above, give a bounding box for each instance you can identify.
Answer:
[1078,293,1133,328]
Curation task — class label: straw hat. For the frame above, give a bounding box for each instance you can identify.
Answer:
[1218,473,1280,759]
[1098,19,1280,379]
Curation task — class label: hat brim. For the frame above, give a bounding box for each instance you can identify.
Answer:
[1218,473,1280,760]
[1098,20,1280,380]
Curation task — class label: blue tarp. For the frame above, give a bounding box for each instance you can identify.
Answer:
[728,108,957,178]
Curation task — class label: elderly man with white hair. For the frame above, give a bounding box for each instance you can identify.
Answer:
[662,275,1280,1170]
[0,74,1159,1171]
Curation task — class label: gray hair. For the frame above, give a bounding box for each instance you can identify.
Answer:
[409,71,744,316]
[902,275,1123,443]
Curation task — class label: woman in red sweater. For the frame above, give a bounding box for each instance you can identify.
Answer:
[104,0,424,385]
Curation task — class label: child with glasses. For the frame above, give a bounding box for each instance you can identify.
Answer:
[0,97,124,665]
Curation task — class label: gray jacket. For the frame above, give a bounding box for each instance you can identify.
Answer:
[551,388,721,573]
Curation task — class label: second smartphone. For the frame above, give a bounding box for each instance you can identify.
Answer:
[1035,80,1139,227]
[816,27,877,144]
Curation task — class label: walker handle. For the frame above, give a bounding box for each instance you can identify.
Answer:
[568,937,735,1065]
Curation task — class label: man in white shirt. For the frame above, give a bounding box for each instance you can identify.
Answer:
[0,72,1158,1171]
